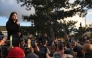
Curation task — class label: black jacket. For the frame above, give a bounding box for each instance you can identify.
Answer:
[84,53,92,58]
[6,20,20,40]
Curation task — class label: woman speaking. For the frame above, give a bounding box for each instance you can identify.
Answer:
[6,12,21,46]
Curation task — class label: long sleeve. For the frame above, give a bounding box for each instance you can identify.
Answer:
[6,21,19,32]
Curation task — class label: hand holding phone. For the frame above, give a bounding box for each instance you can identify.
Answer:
[57,40,62,44]
[31,40,35,48]
[53,52,61,58]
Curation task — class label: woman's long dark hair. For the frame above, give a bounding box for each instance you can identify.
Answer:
[8,12,17,22]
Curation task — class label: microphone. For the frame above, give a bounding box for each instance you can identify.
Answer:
[15,19,18,22]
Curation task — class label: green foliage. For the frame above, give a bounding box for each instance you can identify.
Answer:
[16,0,86,37]
[17,0,88,17]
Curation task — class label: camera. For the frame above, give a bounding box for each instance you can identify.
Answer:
[57,40,62,50]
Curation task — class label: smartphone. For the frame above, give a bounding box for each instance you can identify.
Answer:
[39,46,47,58]
[53,52,61,58]
[57,40,62,50]
[57,40,62,44]
[31,40,35,48]
[40,47,46,55]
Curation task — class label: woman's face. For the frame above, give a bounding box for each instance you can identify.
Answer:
[11,13,18,21]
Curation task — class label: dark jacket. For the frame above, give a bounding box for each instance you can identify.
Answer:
[6,20,20,40]
[84,53,92,58]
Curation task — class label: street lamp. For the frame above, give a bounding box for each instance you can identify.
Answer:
[85,9,88,27]
[85,14,87,27]
[84,0,88,27]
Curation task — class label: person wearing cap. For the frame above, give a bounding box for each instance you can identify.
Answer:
[38,38,50,58]
[7,47,25,58]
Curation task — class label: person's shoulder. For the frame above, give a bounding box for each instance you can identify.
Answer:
[6,20,11,24]
[6,20,10,23]
[26,52,39,58]
[29,52,37,56]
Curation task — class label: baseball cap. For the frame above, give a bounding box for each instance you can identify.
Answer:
[7,47,25,58]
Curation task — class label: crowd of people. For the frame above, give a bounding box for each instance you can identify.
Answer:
[0,12,92,58]
[0,32,92,58]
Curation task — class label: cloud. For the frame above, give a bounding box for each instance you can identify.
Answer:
[65,14,92,29]
[65,15,83,28]
[1,0,5,2]
[0,0,13,4]
[9,0,14,4]
[87,9,92,15]
[0,0,92,28]
[0,0,35,22]
[69,0,75,3]
[63,9,92,29]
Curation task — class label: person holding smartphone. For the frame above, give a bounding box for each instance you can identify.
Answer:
[39,38,50,58]
[53,40,67,58]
